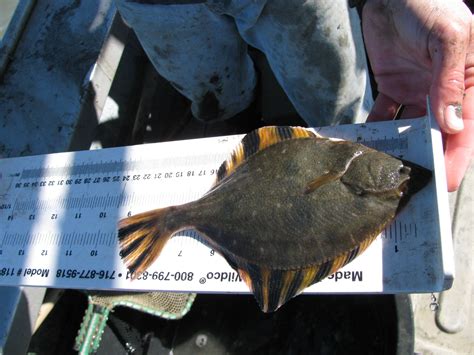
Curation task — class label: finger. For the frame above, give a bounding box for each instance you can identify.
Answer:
[367,93,400,122]
[429,14,470,134]
[444,86,474,191]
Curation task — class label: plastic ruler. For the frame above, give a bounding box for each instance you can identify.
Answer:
[0,115,454,294]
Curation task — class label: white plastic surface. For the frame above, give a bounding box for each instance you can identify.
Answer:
[0,117,453,294]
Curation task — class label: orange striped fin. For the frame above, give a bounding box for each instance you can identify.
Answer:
[230,231,380,313]
[214,126,320,185]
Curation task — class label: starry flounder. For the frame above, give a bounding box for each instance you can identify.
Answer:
[118,126,431,312]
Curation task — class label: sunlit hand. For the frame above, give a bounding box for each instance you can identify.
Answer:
[362,0,473,191]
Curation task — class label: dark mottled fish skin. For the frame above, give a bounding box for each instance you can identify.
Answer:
[118,126,432,312]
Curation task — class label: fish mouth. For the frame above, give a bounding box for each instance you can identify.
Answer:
[397,159,432,211]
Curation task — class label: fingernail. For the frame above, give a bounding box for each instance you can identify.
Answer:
[445,104,464,131]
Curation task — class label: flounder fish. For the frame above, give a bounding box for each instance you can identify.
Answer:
[118,126,431,312]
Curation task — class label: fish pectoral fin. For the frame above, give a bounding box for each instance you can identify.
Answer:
[304,170,344,194]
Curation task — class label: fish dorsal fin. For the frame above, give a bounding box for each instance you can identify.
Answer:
[215,126,320,184]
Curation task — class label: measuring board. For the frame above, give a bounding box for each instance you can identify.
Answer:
[0,116,453,294]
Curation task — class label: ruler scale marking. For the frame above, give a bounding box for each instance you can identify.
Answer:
[0,118,453,294]
[395,222,398,244]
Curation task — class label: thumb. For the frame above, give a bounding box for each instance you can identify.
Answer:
[444,85,474,191]
[429,17,469,134]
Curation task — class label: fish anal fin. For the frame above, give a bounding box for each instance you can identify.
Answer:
[214,126,320,185]
[260,268,271,313]
[239,233,381,312]
[269,266,323,311]
[236,263,273,313]
[243,265,312,313]
[340,232,379,269]
[328,254,349,275]
[319,238,375,282]
[237,268,254,292]
[296,266,320,294]
[277,270,300,309]
[343,245,361,266]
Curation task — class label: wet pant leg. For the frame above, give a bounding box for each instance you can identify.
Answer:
[115,0,373,126]
[221,0,373,126]
[115,0,257,122]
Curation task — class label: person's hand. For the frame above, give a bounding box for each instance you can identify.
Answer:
[362,0,473,191]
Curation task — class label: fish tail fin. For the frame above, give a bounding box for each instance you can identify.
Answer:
[118,208,175,277]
